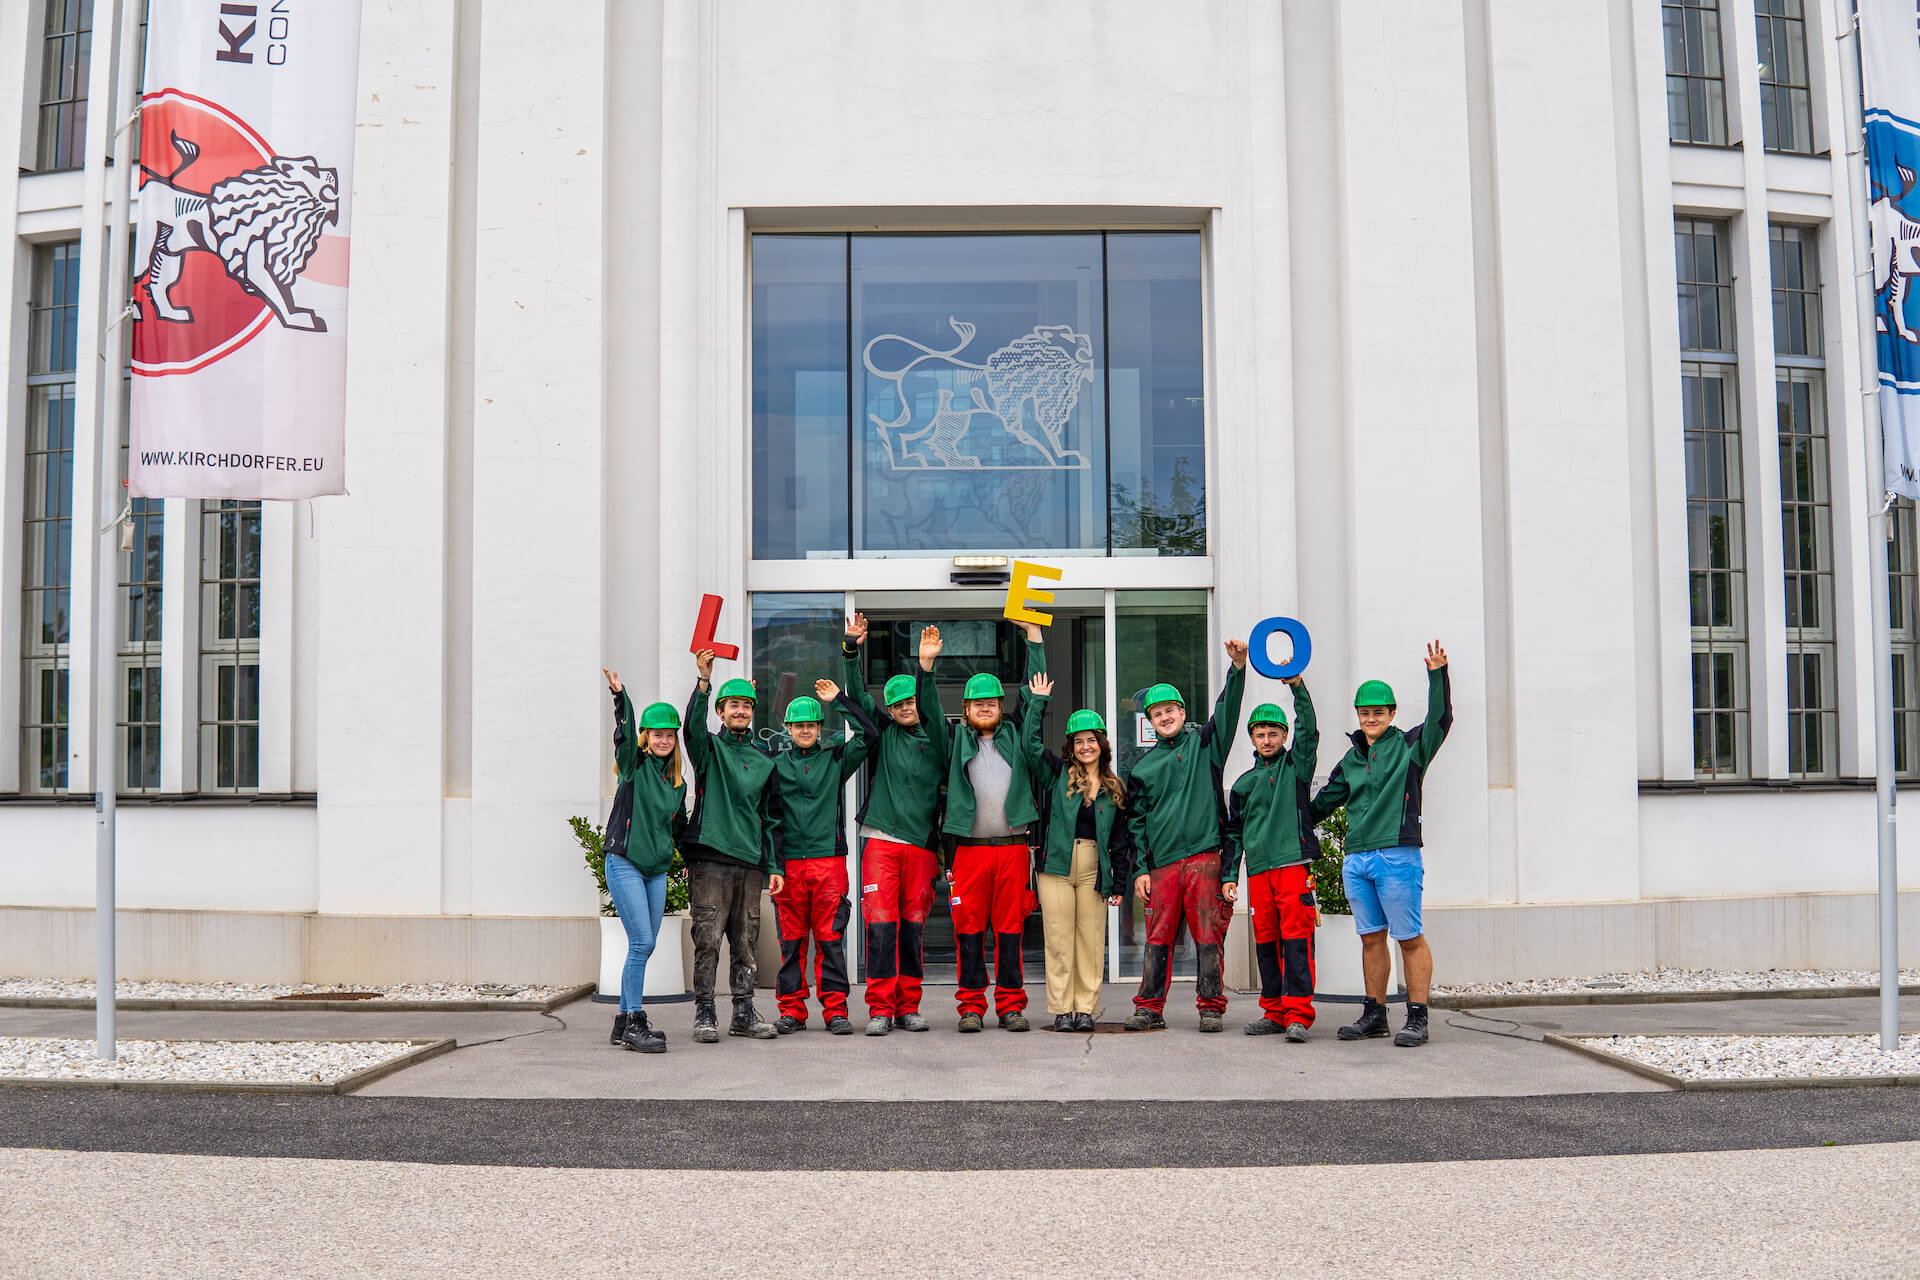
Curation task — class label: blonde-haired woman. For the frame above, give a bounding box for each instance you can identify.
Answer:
[602,668,687,1053]
[1032,689,1134,1032]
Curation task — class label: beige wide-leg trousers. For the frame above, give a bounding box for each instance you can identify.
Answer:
[1038,837,1106,1016]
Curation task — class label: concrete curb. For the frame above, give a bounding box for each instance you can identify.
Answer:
[0,982,596,1014]
[1542,1032,1920,1091]
[1431,983,1920,1010]
[0,1037,457,1095]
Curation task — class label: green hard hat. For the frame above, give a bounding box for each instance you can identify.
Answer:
[1066,709,1106,735]
[1354,679,1396,708]
[639,701,681,730]
[1247,702,1288,732]
[963,672,1005,701]
[783,696,823,724]
[1142,682,1184,711]
[883,674,918,706]
[715,677,757,704]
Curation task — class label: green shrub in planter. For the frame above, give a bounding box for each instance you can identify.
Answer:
[1309,809,1349,917]
[568,815,690,916]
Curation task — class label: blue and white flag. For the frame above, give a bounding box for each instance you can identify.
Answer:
[1864,0,1920,497]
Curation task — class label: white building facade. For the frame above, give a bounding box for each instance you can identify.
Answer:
[1,0,1916,986]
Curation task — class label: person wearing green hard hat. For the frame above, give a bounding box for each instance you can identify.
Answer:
[841,613,949,1034]
[1312,640,1453,1048]
[598,668,688,1054]
[931,632,1051,1033]
[1122,636,1250,1034]
[1031,707,1135,1031]
[764,679,881,1036]
[1224,676,1319,1041]
[682,647,785,1044]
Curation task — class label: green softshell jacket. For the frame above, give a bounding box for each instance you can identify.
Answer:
[765,693,878,873]
[1222,682,1320,881]
[681,681,781,872]
[1310,666,1453,853]
[605,687,686,877]
[844,642,950,848]
[1123,663,1246,872]
[1034,752,1136,897]
[939,688,1050,839]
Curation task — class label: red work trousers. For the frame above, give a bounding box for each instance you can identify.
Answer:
[1248,863,1317,1028]
[772,855,852,1023]
[951,842,1034,1017]
[1133,850,1231,1015]
[860,838,938,1018]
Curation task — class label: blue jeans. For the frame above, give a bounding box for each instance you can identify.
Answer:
[1343,846,1425,941]
[605,853,668,1015]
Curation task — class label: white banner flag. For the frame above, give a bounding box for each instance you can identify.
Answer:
[1863,0,1920,498]
[129,0,360,499]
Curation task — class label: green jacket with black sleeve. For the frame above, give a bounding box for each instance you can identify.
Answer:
[1222,682,1319,881]
[765,693,877,874]
[1123,663,1246,872]
[1034,751,1136,897]
[843,641,950,848]
[604,687,686,878]
[1310,666,1452,853]
[681,681,781,873]
[939,688,1050,839]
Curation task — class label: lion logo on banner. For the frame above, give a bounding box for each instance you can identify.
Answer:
[863,318,1095,470]
[134,134,340,334]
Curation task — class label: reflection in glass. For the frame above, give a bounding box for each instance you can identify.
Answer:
[1108,234,1206,556]
[752,237,848,560]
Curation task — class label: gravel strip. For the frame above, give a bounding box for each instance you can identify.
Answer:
[1577,1033,1920,1082]
[0,978,565,1003]
[1435,967,1920,998]
[0,1037,422,1085]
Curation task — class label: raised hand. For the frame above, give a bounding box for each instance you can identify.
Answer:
[1016,619,1043,644]
[695,648,715,682]
[603,668,622,694]
[919,625,943,668]
[815,678,840,702]
[1282,674,1303,687]
[1225,637,1249,669]
[846,612,869,646]
[1425,640,1448,671]
[1029,672,1054,698]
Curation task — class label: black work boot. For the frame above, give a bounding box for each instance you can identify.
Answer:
[1197,1010,1225,1033]
[999,1011,1031,1032]
[1052,1014,1074,1032]
[692,999,720,1044]
[730,999,777,1040]
[610,1011,631,1046]
[826,1015,854,1035]
[1394,1001,1430,1047]
[1337,998,1390,1041]
[775,1014,804,1035]
[622,1010,666,1054]
[1243,1016,1288,1036]
[1123,1008,1166,1032]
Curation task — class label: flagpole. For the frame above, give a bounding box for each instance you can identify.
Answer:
[93,0,144,1060]
[1836,0,1901,1052]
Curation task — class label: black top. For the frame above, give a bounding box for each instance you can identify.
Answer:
[1074,798,1097,842]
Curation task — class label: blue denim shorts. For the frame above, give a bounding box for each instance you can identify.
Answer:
[1343,846,1424,941]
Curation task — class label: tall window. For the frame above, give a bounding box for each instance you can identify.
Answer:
[751,231,1205,559]
[1664,0,1729,145]
[199,501,260,791]
[1890,502,1920,779]
[1756,0,1814,155]
[21,244,81,794]
[37,0,93,172]
[119,417,163,790]
[1678,218,1748,778]
[1771,225,1833,778]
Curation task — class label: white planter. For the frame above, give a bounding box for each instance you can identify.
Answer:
[598,913,690,1001]
[1312,913,1407,999]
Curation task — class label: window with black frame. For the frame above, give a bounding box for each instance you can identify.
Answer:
[751,231,1205,560]
[1663,0,1729,146]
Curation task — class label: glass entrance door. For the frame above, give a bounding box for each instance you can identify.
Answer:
[850,606,1104,983]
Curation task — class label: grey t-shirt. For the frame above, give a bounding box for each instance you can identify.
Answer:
[966,737,1028,839]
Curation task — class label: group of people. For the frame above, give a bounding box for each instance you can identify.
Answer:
[597,613,1451,1055]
